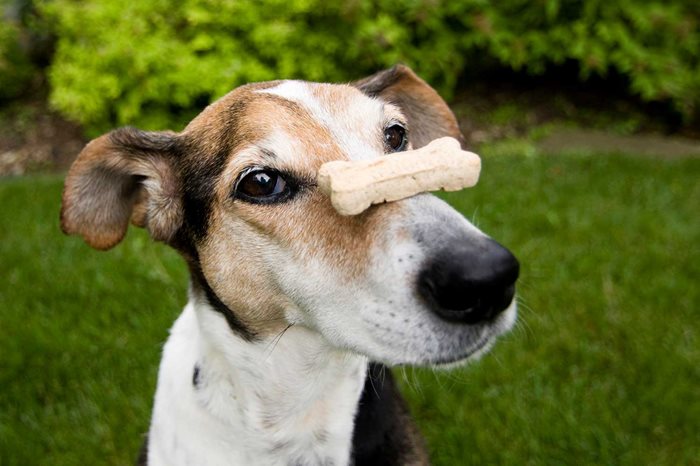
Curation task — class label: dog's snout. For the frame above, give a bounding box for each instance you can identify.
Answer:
[418,238,519,324]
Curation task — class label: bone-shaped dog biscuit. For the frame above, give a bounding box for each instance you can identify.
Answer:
[317,137,481,215]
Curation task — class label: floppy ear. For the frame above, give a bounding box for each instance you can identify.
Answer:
[354,64,465,149]
[61,127,183,250]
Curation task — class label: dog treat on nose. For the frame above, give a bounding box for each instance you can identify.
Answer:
[317,137,481,215]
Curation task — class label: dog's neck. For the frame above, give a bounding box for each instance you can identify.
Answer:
[147,298,368,466]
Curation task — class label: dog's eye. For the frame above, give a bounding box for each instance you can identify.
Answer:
[384,124,407,152]
[234,169,290,203]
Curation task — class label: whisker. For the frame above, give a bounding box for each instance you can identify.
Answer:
[264,322,294,359]
[367,365,381,399]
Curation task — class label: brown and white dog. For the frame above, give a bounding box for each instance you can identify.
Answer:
[61,65,519,466]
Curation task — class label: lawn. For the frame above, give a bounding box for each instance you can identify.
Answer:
[1,151,698,465]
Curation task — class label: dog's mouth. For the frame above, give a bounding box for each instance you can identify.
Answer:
[339,301,515,368]
[437,297,518,366]
[394,300,517,368]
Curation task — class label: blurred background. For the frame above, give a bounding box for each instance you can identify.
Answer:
[1,0,698,464]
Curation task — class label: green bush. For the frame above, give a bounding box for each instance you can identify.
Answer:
[43,0,700,134]
[0,1,36,100]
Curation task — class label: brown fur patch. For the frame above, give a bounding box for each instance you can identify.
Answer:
[195,88,402,336]
[61,130,181,250]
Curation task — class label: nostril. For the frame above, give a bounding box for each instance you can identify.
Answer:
[420,271,479,312]
[417,238,519,324]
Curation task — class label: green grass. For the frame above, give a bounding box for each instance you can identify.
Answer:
[1,153,699,465]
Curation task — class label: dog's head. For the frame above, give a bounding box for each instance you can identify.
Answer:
[61,65,518,366]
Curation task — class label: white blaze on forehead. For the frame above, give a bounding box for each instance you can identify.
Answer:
[259,80,390,161]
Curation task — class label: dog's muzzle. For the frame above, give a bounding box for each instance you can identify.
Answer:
[417,237,519,324]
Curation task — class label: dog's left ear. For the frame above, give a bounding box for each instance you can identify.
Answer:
[61,127,183,250]
[353,64,465,149]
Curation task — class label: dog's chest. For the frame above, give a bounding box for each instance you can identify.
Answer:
[196,363,364,465]
[147,305,367,466]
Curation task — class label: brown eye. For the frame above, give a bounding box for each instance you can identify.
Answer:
[235,169,290,203]
[384,124,407,152]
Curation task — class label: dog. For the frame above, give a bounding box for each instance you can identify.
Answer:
[61,65,519,466]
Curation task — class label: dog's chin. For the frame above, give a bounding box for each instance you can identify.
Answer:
[430,301,518,368]
[426,334,497,368]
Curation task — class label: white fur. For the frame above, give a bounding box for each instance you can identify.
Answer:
[260,81,390,161]
[148,299,367,466]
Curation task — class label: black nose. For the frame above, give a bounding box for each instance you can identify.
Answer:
[418,238,519,324]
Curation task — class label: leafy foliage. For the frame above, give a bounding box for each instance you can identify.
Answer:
[38,0,700,133]
[0,1,36,100]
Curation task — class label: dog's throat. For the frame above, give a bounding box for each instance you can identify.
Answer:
[188,263,256,341]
